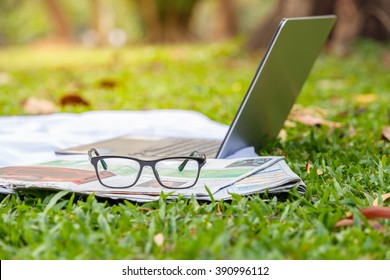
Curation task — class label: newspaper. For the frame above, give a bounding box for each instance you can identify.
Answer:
[0,156,305,201]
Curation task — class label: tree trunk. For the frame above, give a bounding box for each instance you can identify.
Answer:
[89,0,115,46]
[245,0,390,55]
[331,0,361,55]
[245,0,317,51]
[136,0,162,42]
[214,0,239,39]
[135,0,200,43]
[43,0,72,42]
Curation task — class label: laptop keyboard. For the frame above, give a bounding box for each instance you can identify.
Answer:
[132,138,221,158]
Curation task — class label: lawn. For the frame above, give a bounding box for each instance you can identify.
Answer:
[0,40,389,259]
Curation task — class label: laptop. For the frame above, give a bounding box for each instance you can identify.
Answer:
[56,15,336,159]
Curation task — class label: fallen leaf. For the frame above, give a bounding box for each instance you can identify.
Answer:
[278,129,287,142]
[153,233,164,247]
[274,148,288,157]
[335,206,390,230]
[190,227,197,238]
[353,93,377,104]
[22,97,57,115]
[306,163,311,174]
[293,114,342,128]
[359,207,390,219]
[335,219,354,227]
[306,163,323,175]
[289,105,342,128]
[59,93,90,107]
[382,126,390,142]
[335,219,385,231]
[97,78,118,89]
[283,120,297,128]
[290,104,329,118]
[373,193,390,207]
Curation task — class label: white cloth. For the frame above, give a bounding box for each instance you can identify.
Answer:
[0,110,257,167]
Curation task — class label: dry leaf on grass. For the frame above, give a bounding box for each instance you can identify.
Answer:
[382,126,390,142]
[335,219,385,231]
[278,129,287,142]
[353,93,377,104]
[274,148,288,157]
[59,93,90,107]
[335,206,390,231]
[292,114,342,128]
[372,193,390,207]
[283,120,296,128]
[358,207,390,219]
[306,163,324,175]
[290,104,329,118]
[190,227,197,238]
[97,78,118,89]
[289,105,342,128]
[153,233,165,247]
[22,97,57,115]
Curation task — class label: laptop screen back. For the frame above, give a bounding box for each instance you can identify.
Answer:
[216,16,336,158]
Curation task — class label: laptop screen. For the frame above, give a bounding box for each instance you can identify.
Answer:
[217,15,336,158]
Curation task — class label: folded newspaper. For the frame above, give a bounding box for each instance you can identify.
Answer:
[0,156,305,201]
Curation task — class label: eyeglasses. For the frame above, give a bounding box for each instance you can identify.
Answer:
[88,148,206,189]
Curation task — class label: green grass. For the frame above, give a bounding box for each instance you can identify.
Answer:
[0,40,389,259]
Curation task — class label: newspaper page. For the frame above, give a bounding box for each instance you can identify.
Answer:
[91,160,306,202]
[0,156,301,201]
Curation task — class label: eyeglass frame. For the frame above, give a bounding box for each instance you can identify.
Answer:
[88,148,207,189]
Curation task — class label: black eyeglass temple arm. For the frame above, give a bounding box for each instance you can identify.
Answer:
[88,148,108,170]
[178,151,206,172]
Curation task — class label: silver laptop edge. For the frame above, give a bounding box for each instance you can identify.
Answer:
[216,15,336,158]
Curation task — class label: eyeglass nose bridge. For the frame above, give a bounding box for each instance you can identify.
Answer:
[137,161,163,186]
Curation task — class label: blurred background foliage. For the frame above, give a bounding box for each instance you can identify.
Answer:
[1,0,389,51]
[0,0,275,46]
